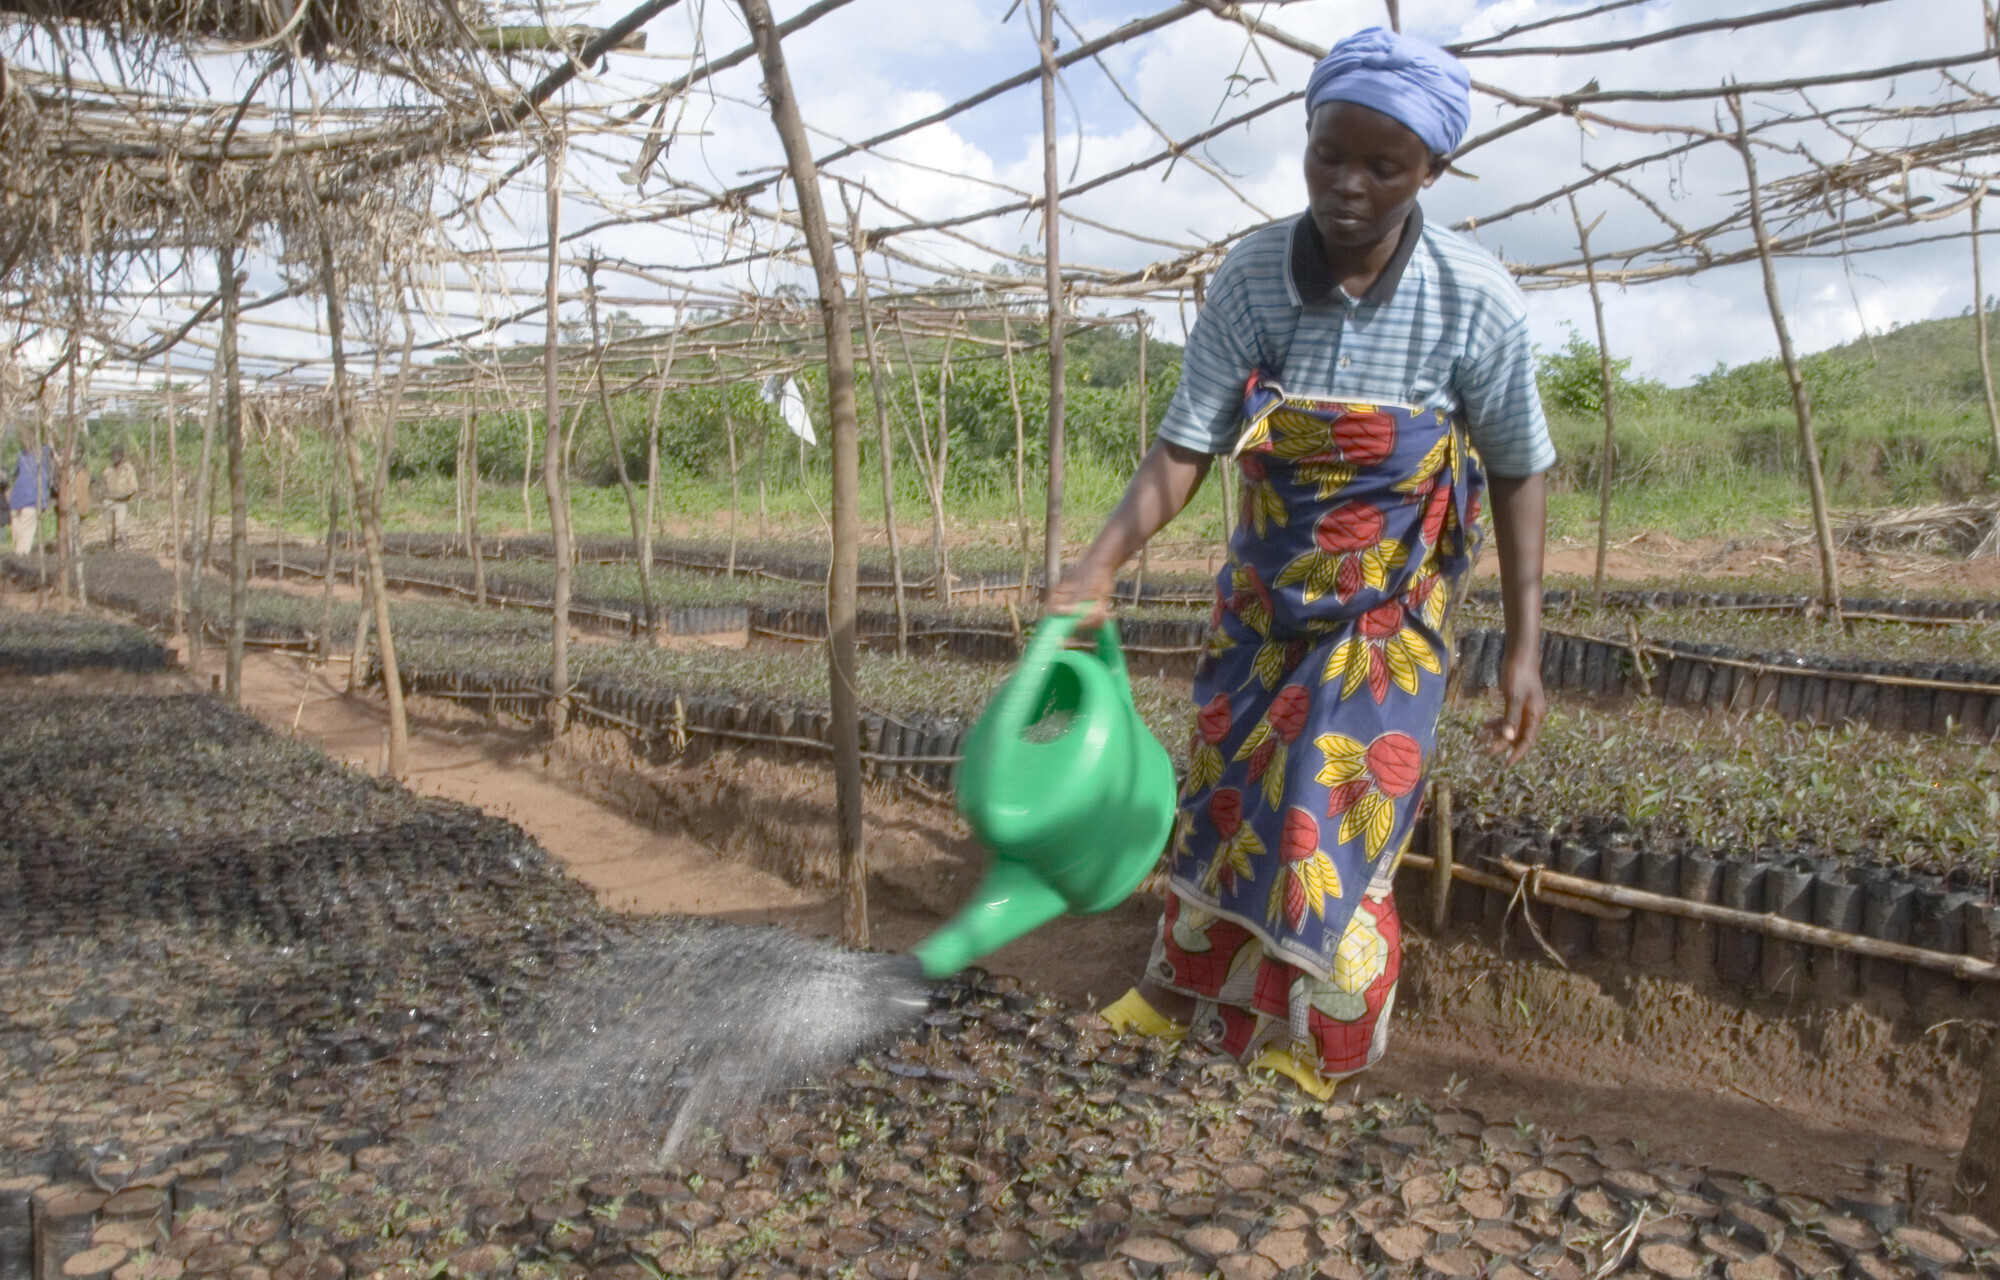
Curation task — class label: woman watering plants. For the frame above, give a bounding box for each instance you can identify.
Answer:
[1049,27,1552,1099]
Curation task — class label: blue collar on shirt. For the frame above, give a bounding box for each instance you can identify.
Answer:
[1289,204,1425,308]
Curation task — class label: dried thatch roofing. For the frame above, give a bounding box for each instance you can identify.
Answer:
[0,0,478,60]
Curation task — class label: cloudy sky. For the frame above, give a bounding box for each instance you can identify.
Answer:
[20,0,1996,392]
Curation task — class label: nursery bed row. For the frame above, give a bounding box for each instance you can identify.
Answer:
[375,646,2000,1015]
[2,555,557,654]
[248,545,2000,737]
[375,532,2000,623]
[0,606,172,676]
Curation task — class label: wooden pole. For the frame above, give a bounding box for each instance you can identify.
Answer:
[1973,196,2000,475]
[1568,194,1621,608]
[543,139,575,736]
[844,200,909,657]
[274,413,288,578]
[165,351,186,646]
[1133,312,1149,605]
[318,232,409,777]
[586,257,656,630]
[1427,782,1453,935]
[468,406,485,604]
[55,323,78,609]
[1002,313,1032,598]
[935,321,957,605]
[1958,1037,2000,1223]
[315,424,339,659]
[739,0,869,948]
[220,244,247,704]
[889,315,949,604]
[521,398,536,533]
[1383,0,1400,31]
[1731,95,1842,622]
[1039,0,1067,597]
[189,368,217,668]
[725,408,741,577]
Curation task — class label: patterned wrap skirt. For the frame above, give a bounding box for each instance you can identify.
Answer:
[1149,375,1485,1078]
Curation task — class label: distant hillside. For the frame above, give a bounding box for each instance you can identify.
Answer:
[1818,311,2000,410]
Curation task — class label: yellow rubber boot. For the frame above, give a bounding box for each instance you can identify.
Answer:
[1100,988,1187,1040]
[1249,1042,1339,1102]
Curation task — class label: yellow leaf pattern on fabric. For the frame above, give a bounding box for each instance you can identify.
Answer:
[1232,720,1272,763]
[1249,484,1288,537]
[1207,628,1234,659]
[1269,412,1331,457]
[1252,640,1286,690]
[1403,630,1443,675]
[1298,460,1356,499]
[1261,742,1288,810]
[1275,554,1316,591]
[1187,743,1224,793]
[1304,851,1342,910]
[1236,417,1272,455]
[1386,639,1420,695]
[1394,431,1454,493]
[1323,637,1367,699]
[1316,733,1366,785]
[1339,790,1395,856]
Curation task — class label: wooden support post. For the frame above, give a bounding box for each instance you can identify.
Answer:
[220,244,247,704]
[1428,782,1453,936]
[1002,313,1032,598]
[890,314,949,604]
[1568,194,1620,608]
[725,409,741,577]
[1973,196,2000,475]
[274,414,288,578]
[1039,0,1067,597]
[1133,312,1149,606]
[935,321,958,605]
[468,406,486,604]
[844,198,909,656]
[317,233,408,776]
[1731,95,1842,622]
[739,0,869,948]
[586,256,655,630]
[165,351,186,646]
[1958,1034,2000,1223]
[544,139,575,736]
[189,369,217,669]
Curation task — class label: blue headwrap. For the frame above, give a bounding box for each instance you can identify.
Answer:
[1305,26,1472,158]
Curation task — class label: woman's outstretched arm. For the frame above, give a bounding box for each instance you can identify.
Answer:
[1047,440,1215,627]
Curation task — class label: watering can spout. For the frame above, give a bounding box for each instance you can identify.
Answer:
[912,860,1070,980]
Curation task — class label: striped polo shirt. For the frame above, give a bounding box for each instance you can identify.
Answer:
[1158,206,1557,478]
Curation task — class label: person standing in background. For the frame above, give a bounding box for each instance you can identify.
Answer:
[9,437,52,556]
[58,449,90,562]
[102,445,138,551]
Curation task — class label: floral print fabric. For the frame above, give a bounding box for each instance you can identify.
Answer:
[1152,377,1483,1076]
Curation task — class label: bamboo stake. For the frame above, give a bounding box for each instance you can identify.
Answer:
[1427,783,1452,935]
[521,397,535,533]
[586,256,655,630]
[1973,196,2000,476]
[1039,0,1067,597]
[739,0,869,948]
[1731,94,1842,622]
[843,198,909,656]
[220,244,247,704]
[544,138,575,737]
[1568,194,1621,608]
[55,323,78,610]
[315,434,338,659]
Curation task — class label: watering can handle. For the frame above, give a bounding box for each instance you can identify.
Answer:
[1094,616,1129,684]
[976,609,1084,754]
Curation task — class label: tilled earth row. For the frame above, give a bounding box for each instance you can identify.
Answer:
[3,692,1998,1280]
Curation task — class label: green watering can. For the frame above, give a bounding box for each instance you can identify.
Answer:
[912,610,1178,980]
